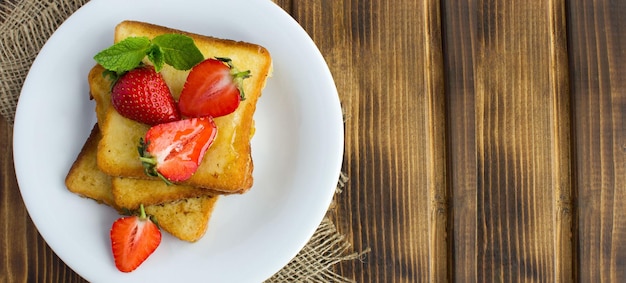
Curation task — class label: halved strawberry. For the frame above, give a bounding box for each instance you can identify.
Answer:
[110,65,180,125]
[110,204,161,273]
[178,57,251,118]
[139,117,217,183]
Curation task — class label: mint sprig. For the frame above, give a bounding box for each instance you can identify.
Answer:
[152,34,204,71]
[94,37,151,73]
[94,34,204,75]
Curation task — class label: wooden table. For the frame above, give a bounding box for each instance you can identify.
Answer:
[2,0,625,282]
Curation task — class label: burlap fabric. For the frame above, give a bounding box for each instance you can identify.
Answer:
[0,0,363,281]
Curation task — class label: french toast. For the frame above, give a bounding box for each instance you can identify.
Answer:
[111,177,214,210]
[65,124,219,242]
[94,20,272,193]
[87,67,221,208]
[65,125,118,209]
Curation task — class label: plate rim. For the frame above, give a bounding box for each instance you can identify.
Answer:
[12,0,344,282]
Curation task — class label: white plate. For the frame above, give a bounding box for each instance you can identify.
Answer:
[13,0,343,282]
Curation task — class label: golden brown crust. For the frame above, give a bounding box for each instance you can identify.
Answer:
[145,196,219,242]
[88,64,113,128]
[65,124,119,209]
[111,177,215,210]
[114,21,271,56]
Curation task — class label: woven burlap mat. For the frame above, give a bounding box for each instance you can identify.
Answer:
[0,0,364,281]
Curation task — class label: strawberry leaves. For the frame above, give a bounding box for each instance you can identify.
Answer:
[215,57,251,100]
[138,137,173,185]
[94,34,204,75]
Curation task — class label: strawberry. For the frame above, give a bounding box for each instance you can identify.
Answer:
[139,117,217,183]
[110,204,161,273]
[178,57,251,118]
[110,65,180,125]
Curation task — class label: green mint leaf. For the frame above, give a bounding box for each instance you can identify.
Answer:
[101,69,119,82]
[93,37,151,73]
[146,44,165,72]
[101,69,120,91]
[94,34,204,74]
[152,34,204,70]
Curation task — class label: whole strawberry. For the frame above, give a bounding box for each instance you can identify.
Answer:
[111,65,180,125]
[110,204,161,272]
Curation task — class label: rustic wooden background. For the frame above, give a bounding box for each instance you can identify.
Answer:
[2,0,626,282]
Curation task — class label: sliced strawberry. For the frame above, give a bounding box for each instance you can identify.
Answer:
[110,204,161,273]
[111,65,180,125]
[139,117,217,183]
[178,57,251,118]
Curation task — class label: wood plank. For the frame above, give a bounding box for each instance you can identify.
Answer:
[0,118,86,282]
[441,0,573,281]
[567,0,626,281]
[272,0,291,12]
[287,0,448,282]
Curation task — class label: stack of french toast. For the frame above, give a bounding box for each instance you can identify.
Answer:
[65,21,272,242]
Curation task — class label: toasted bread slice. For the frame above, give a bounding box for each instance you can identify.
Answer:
[65,124,118,209]
[89,65,248,198]
[90,65,236,208]
[111,177,214,210]
[145,196,218,242]
[65,124,219,242]
[95,21,272,193]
